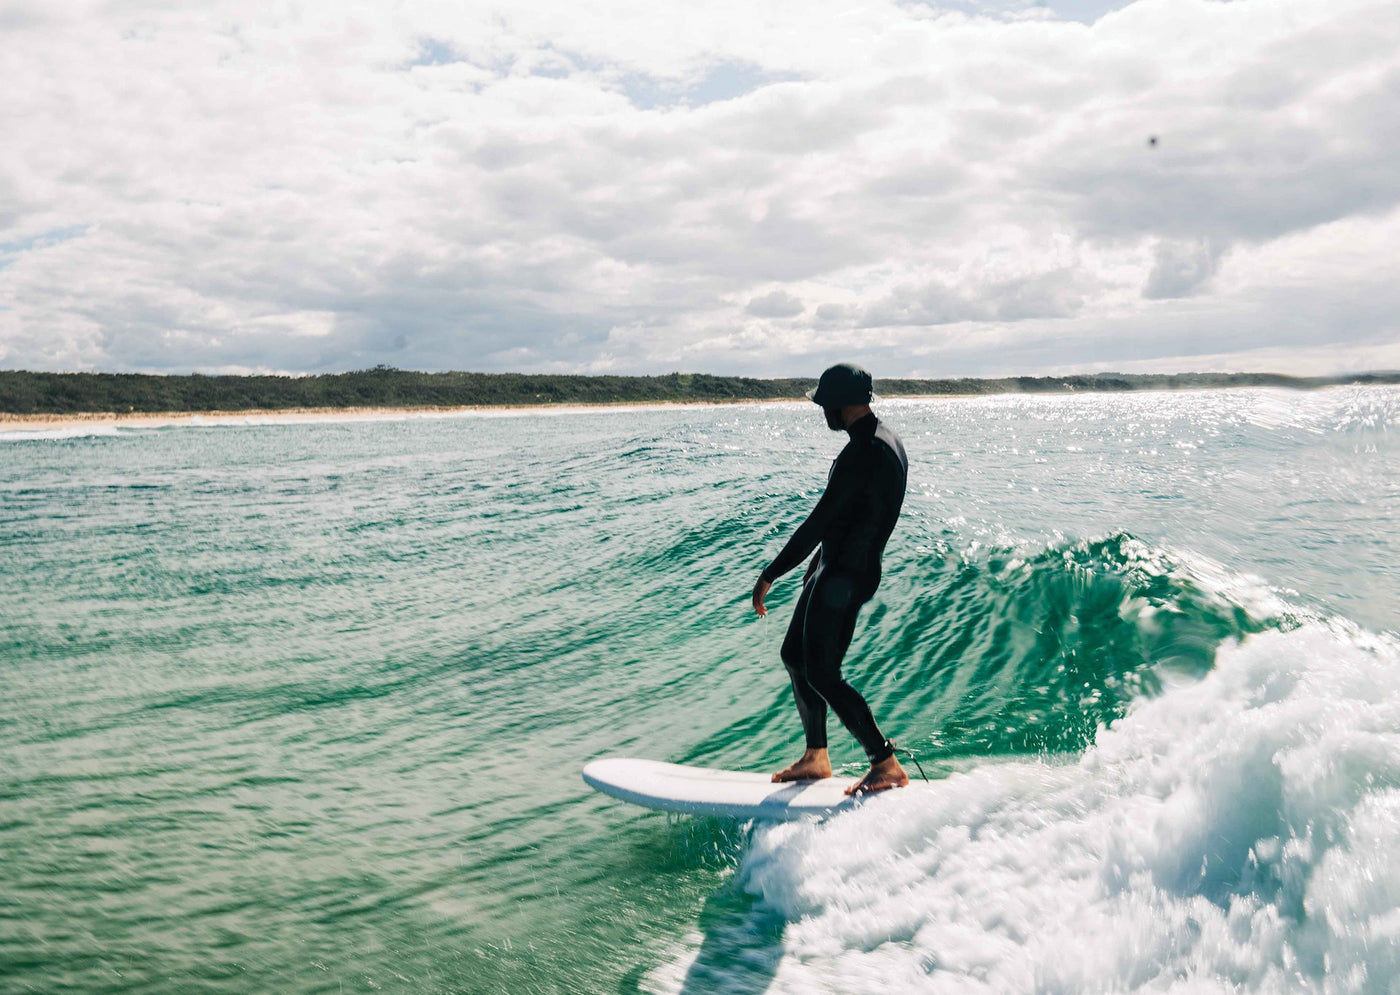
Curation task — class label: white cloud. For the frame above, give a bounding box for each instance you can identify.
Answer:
[0,0,1396,377]
[746,289,806,318]
[1142,237,1225,299]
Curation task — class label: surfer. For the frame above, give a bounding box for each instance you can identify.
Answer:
[752,362,910,795]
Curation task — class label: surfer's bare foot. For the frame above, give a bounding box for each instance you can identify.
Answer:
[845,756,909,795]
[771,748,833,782]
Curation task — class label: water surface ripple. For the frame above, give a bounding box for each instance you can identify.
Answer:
[2,387,1397,993]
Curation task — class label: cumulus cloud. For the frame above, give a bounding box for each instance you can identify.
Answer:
[1142,238,1225,299]
[746,289,805,318]
[0,0,1396,376]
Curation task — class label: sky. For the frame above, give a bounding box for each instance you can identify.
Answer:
[1,0,1398,378]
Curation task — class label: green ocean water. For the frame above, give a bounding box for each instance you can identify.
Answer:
[2,387,1398,994]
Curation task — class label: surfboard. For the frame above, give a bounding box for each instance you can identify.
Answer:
[582,757,870,820]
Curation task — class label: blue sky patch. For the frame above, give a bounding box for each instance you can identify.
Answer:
[620,61,803,110]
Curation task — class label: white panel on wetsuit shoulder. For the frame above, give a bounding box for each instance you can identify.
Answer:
[582,757,880,820]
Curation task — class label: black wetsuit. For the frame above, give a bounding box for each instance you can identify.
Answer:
[760,413,908,763]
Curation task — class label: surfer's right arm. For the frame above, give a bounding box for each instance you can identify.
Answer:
[758,449,863,585]
[750,543,822,617]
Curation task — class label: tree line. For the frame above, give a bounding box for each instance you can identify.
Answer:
[1,367,1396,415]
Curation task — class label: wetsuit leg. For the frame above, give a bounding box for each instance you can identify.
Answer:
[780,577,829,750]
[801,572,894,763]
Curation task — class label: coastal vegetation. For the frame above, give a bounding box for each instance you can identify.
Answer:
[1,367,1396,415]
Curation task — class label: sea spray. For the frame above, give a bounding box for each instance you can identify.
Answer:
[659,625,1400,993]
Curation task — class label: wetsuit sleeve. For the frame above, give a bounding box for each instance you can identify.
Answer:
[760,449,865,583]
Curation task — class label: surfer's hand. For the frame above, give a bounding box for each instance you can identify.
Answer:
[752,578,771,617]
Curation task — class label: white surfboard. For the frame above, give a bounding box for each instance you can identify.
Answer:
[582,757,872,820]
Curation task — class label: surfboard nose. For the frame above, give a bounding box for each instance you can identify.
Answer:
[581,758,631,791]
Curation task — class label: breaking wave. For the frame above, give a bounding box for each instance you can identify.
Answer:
[657,621,1400,993]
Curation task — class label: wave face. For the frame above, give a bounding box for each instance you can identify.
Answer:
[659,624,1400,993]
[681,531,1294,778]
[2,386,1397,994]
[893,534,1284,756]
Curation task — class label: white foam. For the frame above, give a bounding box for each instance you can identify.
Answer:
[1143,539,1315,630]
[0,424,129,442]
[649,625,1400,993]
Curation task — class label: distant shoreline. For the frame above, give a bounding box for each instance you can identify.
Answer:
[2,375,1400,431]
[2,368,1397,428]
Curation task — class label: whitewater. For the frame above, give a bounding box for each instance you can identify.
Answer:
[1,386,1396,993]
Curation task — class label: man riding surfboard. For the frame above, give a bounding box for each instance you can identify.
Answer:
[752,362,910,795]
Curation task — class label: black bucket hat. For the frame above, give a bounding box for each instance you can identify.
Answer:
[806,362,875,407]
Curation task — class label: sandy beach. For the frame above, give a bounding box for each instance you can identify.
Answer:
[0,397,818,434]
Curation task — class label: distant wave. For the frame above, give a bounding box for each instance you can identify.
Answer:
[0,425,131,443]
